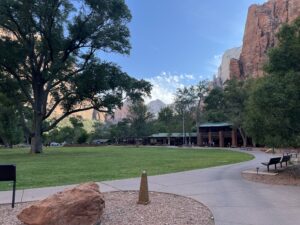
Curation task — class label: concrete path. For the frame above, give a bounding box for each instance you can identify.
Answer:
[1,150,300,225]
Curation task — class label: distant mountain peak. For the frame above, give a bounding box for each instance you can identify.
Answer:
[147,99,166,117]
[105,99,166,123]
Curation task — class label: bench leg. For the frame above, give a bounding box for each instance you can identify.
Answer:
[267,165,269,172]
[275,164,277,171]
[280,163,282,168]
[12,181,16,208]
[286,161,288,167]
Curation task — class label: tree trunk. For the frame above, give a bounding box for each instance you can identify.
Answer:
[196,101,201,146]
[2,139,9,148]
[182,113,185,145]
[1,137,12,148]
[238,127,247,147]
[31,113,43,153]
[31,74,45,154]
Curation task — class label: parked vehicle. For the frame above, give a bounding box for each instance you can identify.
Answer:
[50,142,61,147]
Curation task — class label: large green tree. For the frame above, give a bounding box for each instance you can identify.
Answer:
[0,75,31,147]
[0,0,151,153]
[190,80,209,145]
[174,87,195,145]
[157,106,175,133]
[0,93,23,147]
[203,86,227,122]
[245,18,300,147]
[223,78,249,147]
[127,101,153,142]
[203,79,250,147]
[109,118,131,144]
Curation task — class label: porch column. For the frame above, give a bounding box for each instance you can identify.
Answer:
[208,129,212,146]
[197,132,203,146]
[231,129,237,148]
[219,130,224,147]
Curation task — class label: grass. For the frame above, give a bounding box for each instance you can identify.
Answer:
[0,146,253,190]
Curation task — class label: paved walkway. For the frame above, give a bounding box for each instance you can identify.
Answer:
[1,150,300,225]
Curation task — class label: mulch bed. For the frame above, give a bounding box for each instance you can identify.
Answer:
[0,191,215,225]
[242,165,300,186]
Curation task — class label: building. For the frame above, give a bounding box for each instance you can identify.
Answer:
[147,123,251,147]
[149,133,197,146]
[197,122,250,147]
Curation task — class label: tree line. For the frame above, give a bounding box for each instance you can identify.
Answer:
[0,0,299,150]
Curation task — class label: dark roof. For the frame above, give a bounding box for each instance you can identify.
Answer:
[199,122,233,128]
[149,133,197,138]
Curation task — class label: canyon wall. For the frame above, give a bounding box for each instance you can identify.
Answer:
[230,0,300,79]
[215,47,241,85]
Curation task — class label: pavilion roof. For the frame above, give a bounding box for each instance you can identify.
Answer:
[199,122,233,128]
[149,133,197,138]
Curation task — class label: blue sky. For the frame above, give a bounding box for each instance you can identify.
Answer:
[102,0,267,103]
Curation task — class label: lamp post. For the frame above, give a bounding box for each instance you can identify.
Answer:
[182,112,185,145]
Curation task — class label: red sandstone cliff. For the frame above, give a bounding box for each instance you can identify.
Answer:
[230,0,300,79]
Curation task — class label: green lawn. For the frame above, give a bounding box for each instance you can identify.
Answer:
[0,146,253,190]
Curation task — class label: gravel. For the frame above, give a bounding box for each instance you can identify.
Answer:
[0,191,214,225]
[243,165,300,186]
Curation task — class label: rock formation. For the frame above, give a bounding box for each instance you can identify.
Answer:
[230,0,300,79]
[215,47,242,85]
[147,99,166,118]
[105,100,131,123]
[18,183,105,225]
[106,99,166,123]
[51,104,105,122]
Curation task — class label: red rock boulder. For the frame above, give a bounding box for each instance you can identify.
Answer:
[18,182,105,225]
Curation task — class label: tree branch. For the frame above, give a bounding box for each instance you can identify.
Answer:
[0,64,34,106]
[46,47,96,93]
[61,12,94,62]
[43,91,76,120]
[4,6,27,42]
[43,106,108,132]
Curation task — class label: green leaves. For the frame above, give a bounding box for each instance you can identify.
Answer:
[0,0,151,152]
[127,101,154,138]
[266,17,300,75]
[243,17,300,147]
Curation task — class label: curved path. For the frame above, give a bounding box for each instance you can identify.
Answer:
[1,150,300,225]
[101,150,300,225]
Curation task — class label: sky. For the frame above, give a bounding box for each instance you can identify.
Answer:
[102,0,267,104]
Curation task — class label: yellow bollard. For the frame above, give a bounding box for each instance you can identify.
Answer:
[137,170,150,205]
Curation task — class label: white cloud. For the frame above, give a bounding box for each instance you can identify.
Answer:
[185,74,195,80]
[212,54,222,68]
[144,72,197,104]
[204,53,223,76]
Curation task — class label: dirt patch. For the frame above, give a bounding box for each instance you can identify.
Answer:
[0,191,215,225]
[243,165,300,186]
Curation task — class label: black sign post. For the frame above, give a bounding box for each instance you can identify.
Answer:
[0,165,16,208]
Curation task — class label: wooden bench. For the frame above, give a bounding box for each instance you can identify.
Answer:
[280,155,291,168]
[284,152,298,158]
[261,157,281,172]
